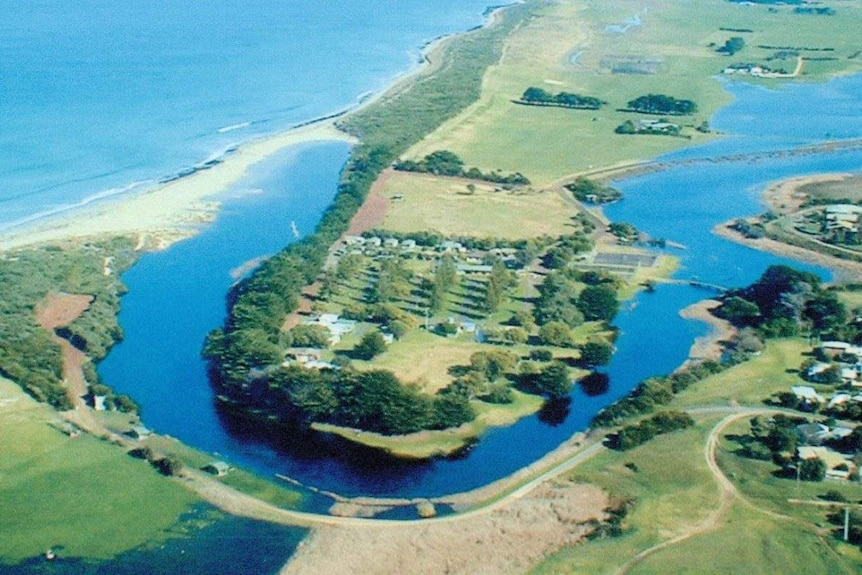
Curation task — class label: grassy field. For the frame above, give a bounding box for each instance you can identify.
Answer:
[0,378,197,563]
[533,416,723,574]
[531,335,862,574]
[406,0,862,185]
[378,171,579,239]
[671,337,816,409]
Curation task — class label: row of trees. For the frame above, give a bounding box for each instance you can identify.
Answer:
[518,87,606,110]
[394,150,530,186]
[608,411,694,450]
[625,94,698,116]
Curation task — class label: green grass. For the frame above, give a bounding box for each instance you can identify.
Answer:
[407,0,862,185]
[671,338,816,409]
[628,504,851,575]
[533,416,723,575]
[0,378,198,563]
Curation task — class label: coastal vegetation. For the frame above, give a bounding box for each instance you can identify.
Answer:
[0,238,136,408]
[203,3,545,445]
[565,177,622,204]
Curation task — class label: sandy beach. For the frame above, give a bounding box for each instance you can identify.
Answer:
[0,121,354,252]
[678,299,737,368]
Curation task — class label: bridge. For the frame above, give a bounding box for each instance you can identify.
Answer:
[663,278,729,293]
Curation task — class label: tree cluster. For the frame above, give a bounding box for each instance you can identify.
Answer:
[625,94,698,116]
[0,239,136,409]
[565,177,623,204]
[717,36,746,55]
[714,265,846,339]
[518,87,606,110]
[261,366,474,435]
[394,150,530,186]
[609,411,694,450]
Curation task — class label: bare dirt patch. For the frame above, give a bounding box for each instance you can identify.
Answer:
[35,293,93,331]
[281,481,608,575]
[347,170,391,236]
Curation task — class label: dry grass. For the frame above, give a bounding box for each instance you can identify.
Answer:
[377,171,578,239]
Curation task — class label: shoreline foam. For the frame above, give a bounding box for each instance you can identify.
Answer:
[0,120,354,252]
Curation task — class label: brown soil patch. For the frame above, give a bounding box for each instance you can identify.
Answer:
[35,293,97,428]
[281,481,608,575]
[282,282,321,331]
[347,170,391,236]
[35,293,93,331]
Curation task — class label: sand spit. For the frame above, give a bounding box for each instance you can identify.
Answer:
[0,121,354,252]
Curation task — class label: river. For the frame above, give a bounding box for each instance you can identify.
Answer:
[98,74,861,507]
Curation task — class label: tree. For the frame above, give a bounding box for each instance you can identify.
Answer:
[539,321,575,347]
[522,86,553,103]
[533,362,573,398]
[580,340,614,368]
[422,150,464,176]
[717,296,761,326]
[578,285,620,322]
[799,457,826,482]
[355,330,386,360]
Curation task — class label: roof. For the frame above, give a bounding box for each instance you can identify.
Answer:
[791,386,824,401]
[798,446,851,471]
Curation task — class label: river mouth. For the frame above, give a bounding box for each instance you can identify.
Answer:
[99,74,862,503]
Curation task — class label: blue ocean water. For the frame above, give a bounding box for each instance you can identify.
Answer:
[0,0,497,231]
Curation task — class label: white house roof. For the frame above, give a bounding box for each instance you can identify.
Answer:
[792,386,823,400]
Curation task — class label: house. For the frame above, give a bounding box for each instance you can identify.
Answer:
[797,446,856,480]
[807,362,834,382]
[439,240,466,253]
[828,393,852,409]
[365,237,382,248]
[791,385,825,407]
[401,239,417,251]
[383,238,400,249]
[128,426,152,441]
[202,461,230,476]
[796,422,830,445]
[343,235,365,246]
[456,264,493,275]
[284,348,323,365]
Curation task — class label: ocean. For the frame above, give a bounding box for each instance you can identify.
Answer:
[0,0,499,232]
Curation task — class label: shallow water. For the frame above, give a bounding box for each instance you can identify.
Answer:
[0,0,498,231]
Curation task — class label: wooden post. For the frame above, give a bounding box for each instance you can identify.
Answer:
[844,506,850,542]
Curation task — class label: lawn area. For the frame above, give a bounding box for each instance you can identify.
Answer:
[405,0,862,186]
[533,416,723,574]
[0,378,198,563]
[377,171,579,239]
[350,329,489,393]
[671,337,816,409]
[627,504,851,575]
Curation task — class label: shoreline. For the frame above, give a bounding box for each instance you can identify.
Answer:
[0,5,512,254]
[0,120,355,252]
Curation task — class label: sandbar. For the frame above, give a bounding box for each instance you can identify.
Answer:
[0,121,354,252]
